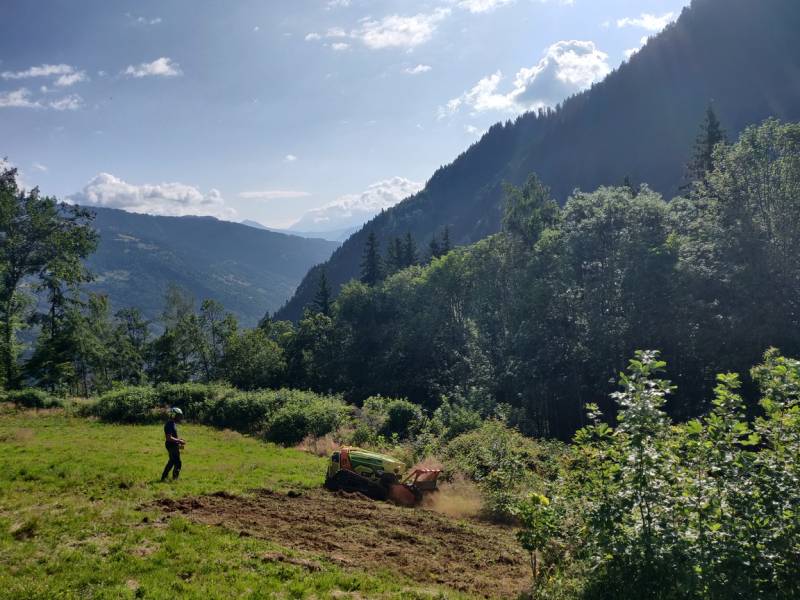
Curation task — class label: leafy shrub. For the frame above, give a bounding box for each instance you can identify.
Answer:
[383,399,424,439]
[154,382,231,422]
[360,396,425,440]
[7,388,61,409]
[430,399,482,441]
[444,420,545,520]
[91,386,158,423]
[266,393,348,446]
[568,350,800,600]
[201,389,283,433]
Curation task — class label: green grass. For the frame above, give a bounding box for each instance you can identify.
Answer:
[0,406,461,599]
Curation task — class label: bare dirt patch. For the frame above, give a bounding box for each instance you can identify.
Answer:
[154,488,529,598]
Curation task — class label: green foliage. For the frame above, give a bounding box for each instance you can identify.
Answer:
[90,382,348,446]
[200,389,283,433]
[91,386,159,423]
[429,399,482,441]
[566,350,800,600]
[221,327,286,390]
[6,388,61,409]
[513,493,559,584]
[266,393,348,446]
[361,396,424,440]
[444,420,544,520]
[0,167,97,390]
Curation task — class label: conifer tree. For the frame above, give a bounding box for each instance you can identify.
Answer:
[441,226,452,255]
[313,269,332,315]
[428,233,442,261]
[385,237,405,275]
[685,102,727,187]
[402,232,418,267]
[360,231,382,286]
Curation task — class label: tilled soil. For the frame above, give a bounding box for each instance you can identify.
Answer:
[154,488,529,598]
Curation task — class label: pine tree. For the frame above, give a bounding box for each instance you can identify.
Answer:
[385,237,405,275]
[313,269,332,315]
[623,175,639,197]
[441,226,452,255]
[685,102,727,188]
[428,233,442,261]
[360,231,382,286]
[402,232,418,268]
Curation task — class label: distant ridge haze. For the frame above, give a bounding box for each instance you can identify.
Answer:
[84,207,339,327]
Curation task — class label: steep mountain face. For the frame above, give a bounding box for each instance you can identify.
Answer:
[85,207,338,327]
[275,0,800,322]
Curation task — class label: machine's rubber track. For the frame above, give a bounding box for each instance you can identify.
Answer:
[324,469,387,501]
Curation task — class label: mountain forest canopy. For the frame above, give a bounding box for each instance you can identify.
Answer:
[275,0,800,322]
[3,118,799,443]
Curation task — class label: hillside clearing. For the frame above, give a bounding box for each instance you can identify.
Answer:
[156,488,528,598]
[0,408,520,599]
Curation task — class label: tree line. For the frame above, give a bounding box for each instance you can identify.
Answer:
[2,115,799,442]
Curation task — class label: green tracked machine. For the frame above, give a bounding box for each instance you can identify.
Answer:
[324,447,440,506]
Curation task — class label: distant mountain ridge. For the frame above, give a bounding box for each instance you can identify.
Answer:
[84,207,338,327]
[275,0,800,322]
[241,219,355,242]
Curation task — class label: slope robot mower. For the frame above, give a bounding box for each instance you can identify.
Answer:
[324,447,440,506]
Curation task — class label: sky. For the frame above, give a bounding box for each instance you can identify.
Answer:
[0,0,690,231]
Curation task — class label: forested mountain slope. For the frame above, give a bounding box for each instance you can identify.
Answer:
[276,0,800,321]
[84,207,338,326]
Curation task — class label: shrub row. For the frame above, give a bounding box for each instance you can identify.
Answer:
[90,383,349,446]
[3,388,62,409]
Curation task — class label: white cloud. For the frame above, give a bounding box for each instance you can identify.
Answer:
[291,176,423,232]
[306,8,450,51]
[0,87,83,110]
[239,190,311,201]
[327,0,351,8]
[454,0,515,13]
[624,36,650,60]
[126,13,162,26]
[451,0,572,12]
[617,12,676,32]
[32,162,48,172]
[49,94,83,111]
[357,9,451,49]
[404,64,432,75]
[465,125,482,135]
[441,40,610,116]
[69,173,236,220]
[330,42,350,51]
[285,154,298,162]
[0,88,39,109]
[1,63,88,87]
[123,57,182,78]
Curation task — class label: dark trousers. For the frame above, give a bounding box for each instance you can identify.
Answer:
[161,444,182,480]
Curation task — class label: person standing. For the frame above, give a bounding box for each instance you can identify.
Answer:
[161,407,186,481]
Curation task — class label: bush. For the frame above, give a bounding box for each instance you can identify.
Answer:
[360,396,425,440]
[444,420,547,520]
[7,388,61,409]
[202,389,283,433]
[383,399,424,440]
[154,382,231,422]
[92,386,158,423]
[266,393,348,446]
[431,399,482,441]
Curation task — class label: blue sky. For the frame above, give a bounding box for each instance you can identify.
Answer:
[0,0,690,230]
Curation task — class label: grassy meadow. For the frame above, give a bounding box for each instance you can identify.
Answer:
[0,405,459,599]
